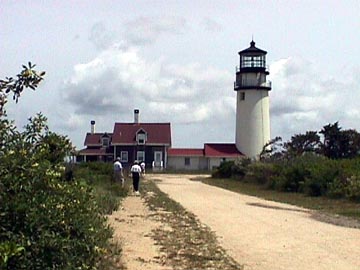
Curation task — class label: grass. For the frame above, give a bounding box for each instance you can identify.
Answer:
[72,164,130,269]
[142,178,243,270]
[201,177,360,222]
[73,164,129,214]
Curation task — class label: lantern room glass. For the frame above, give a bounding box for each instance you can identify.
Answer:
[240,55,265,68]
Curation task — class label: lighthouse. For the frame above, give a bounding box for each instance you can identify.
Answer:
[234,40,271,159]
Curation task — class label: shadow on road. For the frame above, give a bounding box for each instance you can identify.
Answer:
[246,202,309,213]
[247,202,360,229]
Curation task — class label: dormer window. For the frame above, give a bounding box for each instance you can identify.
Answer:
[137,133,146,145]
[102,137,110,147]
[101,133,110,147]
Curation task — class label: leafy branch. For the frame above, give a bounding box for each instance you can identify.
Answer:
[0,62,45,116]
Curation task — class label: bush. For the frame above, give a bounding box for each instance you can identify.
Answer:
[74,163,128,215]
[212,158,251,179]
[246,162,277,185]
[345,175,360,202]
[212,161,235,178]
[232,158,252,179]
[0,114,114,269]
[266,154,339,194]
[210,145,360,203]
[327,176,346,198]
[78,162,113,176]
[302,158,340,196]
[274,164,307,192]
[338,157,360,176]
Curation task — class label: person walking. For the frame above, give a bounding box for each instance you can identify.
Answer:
[140,161,146,175]
[113,157,124,187]
[130,160,142,195]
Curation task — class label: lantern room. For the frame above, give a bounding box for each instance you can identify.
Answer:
[234,40,271,91]
[239,40,268,73]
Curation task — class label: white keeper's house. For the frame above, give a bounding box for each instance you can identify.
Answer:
[77,40,271,171]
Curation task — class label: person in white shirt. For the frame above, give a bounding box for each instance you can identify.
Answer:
[140,161,146,175]
[130,160,142,195]
[113,157,124,186]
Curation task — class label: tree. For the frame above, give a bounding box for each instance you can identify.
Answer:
[338,129,360,158]
[259,136,283,161]
[319,122,360,159]
[284,131,320,158]
[320,122,342,159]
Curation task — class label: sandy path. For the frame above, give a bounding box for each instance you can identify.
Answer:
[108,195,170,270]
[150,174,360,270]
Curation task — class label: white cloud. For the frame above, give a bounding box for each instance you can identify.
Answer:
[124,16,187,46]
[269,57,360,141]
[62,43,233,128]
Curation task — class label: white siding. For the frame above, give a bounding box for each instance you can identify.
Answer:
[167,156,207,170]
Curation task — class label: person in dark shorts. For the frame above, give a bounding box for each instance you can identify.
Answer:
[130,160,142,195]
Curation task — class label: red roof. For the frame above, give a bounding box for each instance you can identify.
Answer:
[78,148,113,156]
[168,148,204,156]
[112,123,171,145]
[84,133,112,146]
[204,143,243,157]
[168,144,243,158]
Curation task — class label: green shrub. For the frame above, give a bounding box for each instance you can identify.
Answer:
[0,114,114,269]
[303,158,340,196]
[1,180,113,269]
[232,158,251,178]
[277,165,307,192]
[338,158,360,176]
[345,175,360,202]
[78,162,113,176]
[210,145,360,203]
[212,158,251,179]
[212,161,235,178]
[74,163,128,215]
[327,176,347,198]
[246,162,277,185]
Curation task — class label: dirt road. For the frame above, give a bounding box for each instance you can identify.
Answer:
[108,196,169,270]
[149,174,360,270]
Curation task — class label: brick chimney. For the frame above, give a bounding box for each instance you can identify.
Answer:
[134,109,139,124]
[90,120,95,134]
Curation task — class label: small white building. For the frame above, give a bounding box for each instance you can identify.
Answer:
[167,143,244,171]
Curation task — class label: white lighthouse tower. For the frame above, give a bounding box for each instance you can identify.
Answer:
[234,40,271,159]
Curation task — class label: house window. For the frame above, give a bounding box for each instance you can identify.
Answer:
[240,92,245,101]
[120,151,128,162]
[184,157,190,166]
[137,151,145,162]
[137,133,146,145]
[102,137,110,147]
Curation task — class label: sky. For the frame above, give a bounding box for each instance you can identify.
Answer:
[1,0,360,149]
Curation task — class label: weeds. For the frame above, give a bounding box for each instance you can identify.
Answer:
[142,179,243,270]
